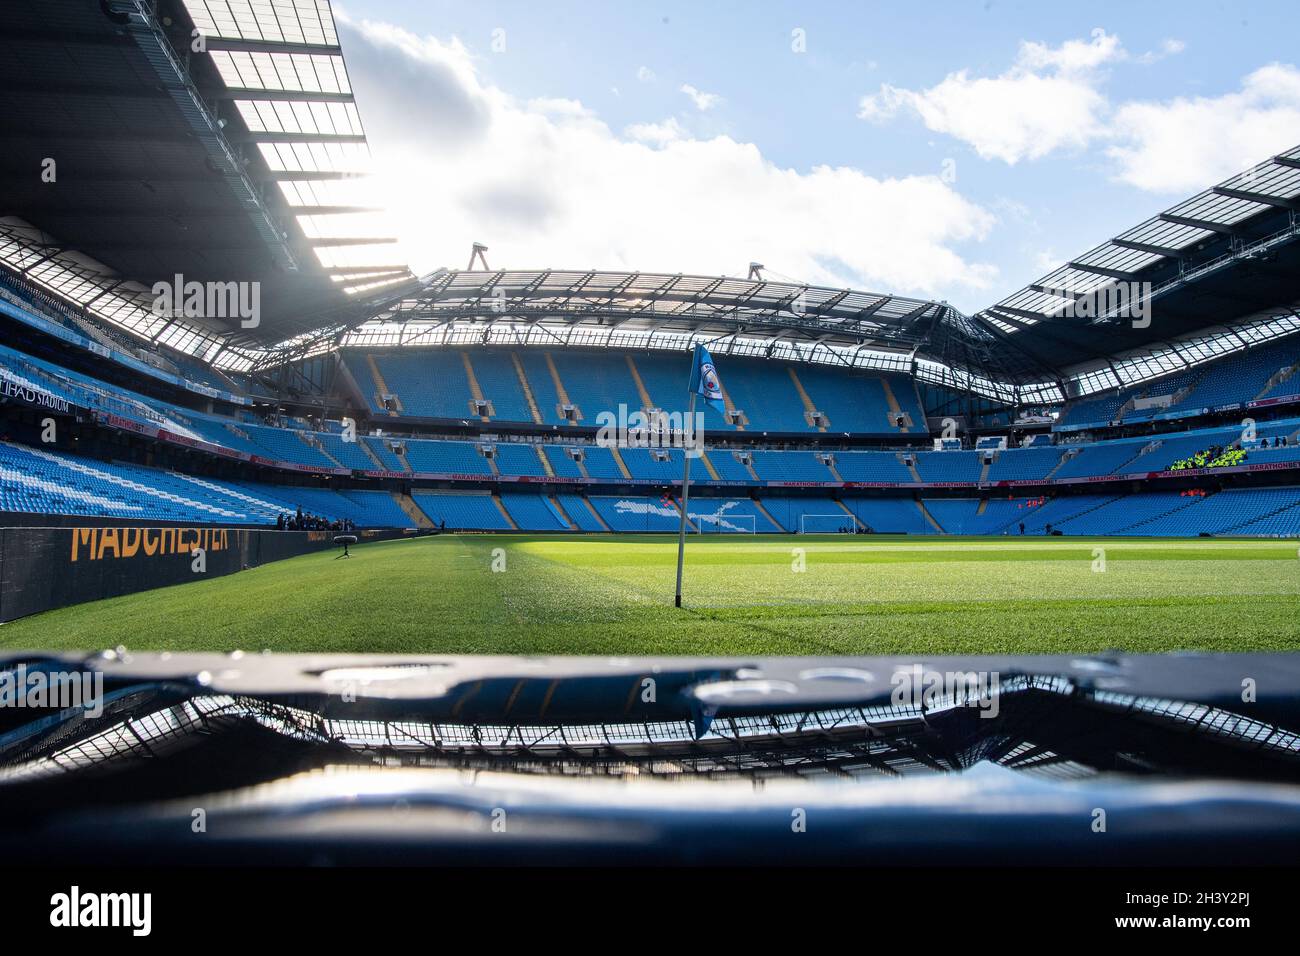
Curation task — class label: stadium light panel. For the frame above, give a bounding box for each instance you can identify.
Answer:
[180,0,411,300]
[184,0,340,46]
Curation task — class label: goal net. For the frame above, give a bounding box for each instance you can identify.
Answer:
[799,513,858,534]
[692,512,757,534]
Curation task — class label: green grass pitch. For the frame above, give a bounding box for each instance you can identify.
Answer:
[3,534,1298,655]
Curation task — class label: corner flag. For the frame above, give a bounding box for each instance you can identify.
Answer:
[688,344,726,415]
[676,344,724,608]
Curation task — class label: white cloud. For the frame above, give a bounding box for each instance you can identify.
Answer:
[1136,38,1186,65]
[859,29,1123,164]
[680,83,723,111]
[857,29,1296,194]
[636,65,656,83]
[625,117,687,146]
[1017,28,1124,75]
[1107,64,1300,192]
[337,16,999,301]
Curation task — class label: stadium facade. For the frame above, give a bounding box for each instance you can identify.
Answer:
[3,0,1300,553]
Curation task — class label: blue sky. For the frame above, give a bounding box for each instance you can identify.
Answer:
[337,0,1300,313]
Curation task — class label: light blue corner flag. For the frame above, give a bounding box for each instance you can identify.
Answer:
[688,344,726,415]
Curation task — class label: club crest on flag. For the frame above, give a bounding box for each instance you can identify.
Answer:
[689,344,727,414]
[700,363,721,400]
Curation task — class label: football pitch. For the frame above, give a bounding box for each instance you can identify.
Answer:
[2,534,1298,655]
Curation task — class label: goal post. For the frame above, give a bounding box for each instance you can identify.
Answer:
[799,513,859,534]
[692,512,757,534]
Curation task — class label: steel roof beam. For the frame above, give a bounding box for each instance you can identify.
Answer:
[552,271,598,309]
[1157,213,1235,235]
[1211,186,1299,210]
[334,269,409,284]
[233,131,368,145]
[211,88,355,103]
[1028,284,1086,306]
[128,2,300,272]
[323,265,411,276]
[819,289,853,312]
[596,272,642,306]
[1065,261,1139,281]
[691,276,727,303]
[280,205,386,216]
[896,301,935,325]
[994,306,1053,323]
[1112,238,1187,258]
[853,297,894,320]
[202,38,341,56]
[266,170,367,181]
[772,285,810,312]
[306,236,398,247]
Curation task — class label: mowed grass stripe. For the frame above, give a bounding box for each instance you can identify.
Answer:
[1,534,1296,655]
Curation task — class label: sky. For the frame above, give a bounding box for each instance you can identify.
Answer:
[333,0,1300,314]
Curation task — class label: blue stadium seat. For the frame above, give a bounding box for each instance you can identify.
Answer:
[912,451,983,483]
[493,443,548,476]
[517,351,566,425]
[619,447,685,481]
[544,446,586,479]
[707,449,757,482]
[555,494,606,531]
[582,446,626,480]
[316,433,375,471]
[336,490,416,527]
[717,361,808,432]
[1052,440,1148,478]
[363,436,408,471]
[411,492,512,530]
[468,352,534,422]
[403,439,493,475]
[241,424,338,468]
[367,351,473,419]
[844,498,934,534]
[749,450,835,482]
[501,493,569,530]
[987,447,1063,482]
[834,451,915,483]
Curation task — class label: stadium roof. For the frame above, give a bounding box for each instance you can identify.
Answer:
[313,268,1018,395]
[346,269,959,355]
[976,146,1300,383]
[0,0,415,363]
[1,3,1298,401]
[212,143,1300,398]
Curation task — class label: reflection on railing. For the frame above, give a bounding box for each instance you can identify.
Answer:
[2,671,1298,786]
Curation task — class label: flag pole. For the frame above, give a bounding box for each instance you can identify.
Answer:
[674,390,697,608]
